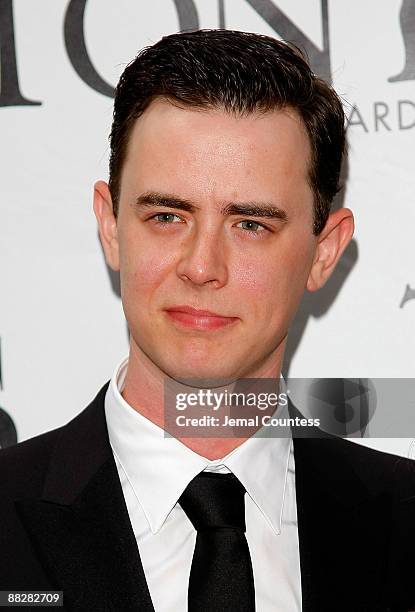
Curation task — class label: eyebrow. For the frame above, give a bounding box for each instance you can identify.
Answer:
[134,191,288,222]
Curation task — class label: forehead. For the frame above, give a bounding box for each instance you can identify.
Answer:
[119,98,312,205]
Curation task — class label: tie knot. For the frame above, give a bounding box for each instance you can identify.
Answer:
[179,472,247,532]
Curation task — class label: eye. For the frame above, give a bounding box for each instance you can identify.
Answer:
[237,220,267,233]
[150,212,183,224]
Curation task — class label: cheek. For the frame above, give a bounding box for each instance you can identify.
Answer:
[119,235,175,298]
[232,237,314,318]
[232,258,280,323]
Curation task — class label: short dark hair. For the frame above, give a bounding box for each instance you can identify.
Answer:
[109,29,345,234]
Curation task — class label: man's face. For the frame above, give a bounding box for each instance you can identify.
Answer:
[103,99,320,381]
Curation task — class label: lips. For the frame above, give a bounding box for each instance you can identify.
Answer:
[164,305,239,330]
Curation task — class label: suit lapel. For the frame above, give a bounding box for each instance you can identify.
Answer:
[14,384,154,612]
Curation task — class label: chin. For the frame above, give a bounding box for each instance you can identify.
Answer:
[163,361,240,387]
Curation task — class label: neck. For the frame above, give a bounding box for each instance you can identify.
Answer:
[121,339,286,460]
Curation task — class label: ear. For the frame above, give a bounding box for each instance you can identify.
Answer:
[93,180,120,271]
[307,208,354,291]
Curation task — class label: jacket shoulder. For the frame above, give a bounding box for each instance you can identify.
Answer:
[0,382,110,500]
[335,437,415,498]
[338,437,415,469]
[0,426,64,498]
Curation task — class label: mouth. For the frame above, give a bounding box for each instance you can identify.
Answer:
[164,305,239,331]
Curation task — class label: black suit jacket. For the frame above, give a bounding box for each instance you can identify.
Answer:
[1,383,415,612]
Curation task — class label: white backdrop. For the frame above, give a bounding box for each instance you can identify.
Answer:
[1,0,414,455]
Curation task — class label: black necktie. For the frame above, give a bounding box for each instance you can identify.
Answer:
[178,471,256,612]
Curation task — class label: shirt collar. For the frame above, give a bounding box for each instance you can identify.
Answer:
[105,357,292,536]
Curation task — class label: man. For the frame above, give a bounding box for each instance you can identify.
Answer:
[0,29,414,612]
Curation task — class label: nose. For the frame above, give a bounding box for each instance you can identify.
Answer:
[176,225,228,288]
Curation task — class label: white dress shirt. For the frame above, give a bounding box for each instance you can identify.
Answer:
[104,358,302,611]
